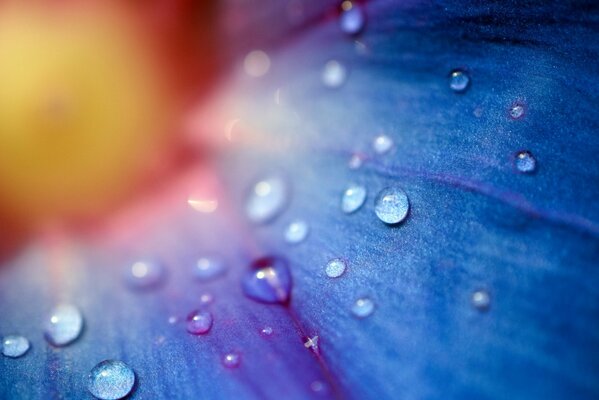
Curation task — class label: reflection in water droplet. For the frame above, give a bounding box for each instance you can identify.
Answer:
[242,256,292,304]
[246,176,289,224]
[509,103,525,119]
[2,335,30,358]
[87,360,135,400]
[374,187,410,225]
[45,304,84,347]
[322,60,347,88]
[449,69,470,93]
[193,256,227,281]
[285,219,310,244]
[244,50,270,78]
[304,335,319,354]
[200,293,214,305]
[472,290,491,311]
[351,297,375,318]
[325,258,347,278]
[222,352,241,368]
[186,310,214,335]
[372,135,393,154]
[125,259,165,289]
[339,1,365,35]
[341,184,367,214]
[514,150,537,174]
[260,326,274,337]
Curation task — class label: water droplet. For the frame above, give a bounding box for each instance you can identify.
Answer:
[472,290,491,311]
[341,184,367,214]
[284,219,310,244]
[200,293,214,305]
[351,297,375,318]
[372,134,393,154]
[222,352,241,368]
[246,176,289,224]
[242,256,292,304]
[514,150,537,174]
[348,153,365,169]
[186,310,214,335]
[168,316,178,325]
[2,335,30,358]
[509,102,525,119]
[339,1,365,35]
[87,360,135,400]
[311,380,328,393]
[449,69,470,93]
[322,60,347,88]
[45,304,84,347]
[244,50,270,78]
[303,335,319,354]
[325,258,347,278]
[374,187,410,225]
[260,326,274,337]
[125,259,165,289]
[193,256,227,281]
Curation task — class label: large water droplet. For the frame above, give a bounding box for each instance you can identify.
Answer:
[341,184,367,214]
[2,335,30,358]
[186,310,213,335]
[325,258,347,278]
[87,360,135,400]
[45,304,84,347]
[514,150,537,174]
[509,102,525,119]
[339,1,365,35]
[285,219,310,244]
[193,256,227,281]
[242,256,292,304]
[372,134,393,154]
[222,352,241,368]
[374,187,410,225]
[351,297,375,318]
[125,259,165,289]
[449,69,470,93]
[322,60,347,88]
[246,176,289,224]
[471,290,491,311]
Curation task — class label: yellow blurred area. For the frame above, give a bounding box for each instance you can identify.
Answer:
[0,2,173,226]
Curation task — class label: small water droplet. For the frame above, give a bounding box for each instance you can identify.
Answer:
[372,134,393,154]
[351,297,375,318]
[2,335,30,358]
[472,290,491,311]
[374,187,410,225]
[242,256,292,304]
[514,150,537,174]
[125,259,165,289]
[449,69,470,93]
[303,335,319,354]
[193,256,227,281]
[285,219,310,244]
[339,1,365,35]
[341,184,367,214]
[348,153,365,169]
[45,304,84,347]
[325,258,347,278]
[260,326,274,337]
[244,50,270,78]
[87,360,135,400]
[186,310,214,335]
[322,60,347,88]
[168,316,178,325]
[509,102,525,119]
[222,352,241,368]
[200,293,214,305]
[246,176,289,224]
[311,380,328,393]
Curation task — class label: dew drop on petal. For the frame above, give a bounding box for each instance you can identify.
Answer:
[372,134,393,154]
[311,380,328,394]
[193,256,227,281]
[44,304,84,347]
[514,150,537,174]
[125,259,165,289]
[325,258,347,278]
[341,184,367,214]
[339,1,365,35]
[244,50,270,78]
[509,102,525,119]
[200,293,214,305]
[246,176,289,224]
[374,187,410,225]
[87,360,135,400]
[2,335,30,358]
[472,290,491,311]
[242,256,292,304]
[222,352,241,368]
[351,297,375,318]
[303,335,319,354]
[260,326,274,337]
[322,60,347,88]
[285,219,310,244]
[348,153,364,169]
[186,310,214,335]
[449,69,470,93]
